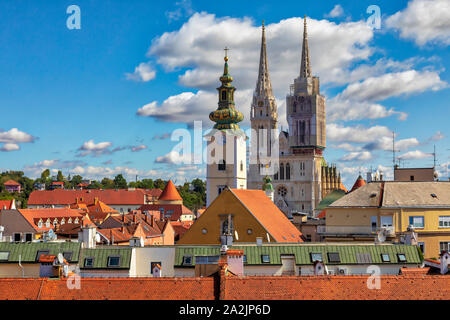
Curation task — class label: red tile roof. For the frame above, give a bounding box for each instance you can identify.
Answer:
[230,189,303,243]
[158,180,182,201]
[350,175,366,192]
[0,200,14,210]
[39,255,56,263]
[140,204,192,221]
[28,189,157,206]
[18,208,84,232]
[3,179,20,186]
[51,181,64,185]
[317,210,326,219]
[0,275,449,300]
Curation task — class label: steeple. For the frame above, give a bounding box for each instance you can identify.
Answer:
[209,49,244,131]
[255,21,273,97]
[300,15,312,79]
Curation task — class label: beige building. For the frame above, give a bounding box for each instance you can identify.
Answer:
[394,166,436,182]
[323,181,450,259]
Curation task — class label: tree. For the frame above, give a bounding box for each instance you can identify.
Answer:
[154,179,166,190]
[71,175,83,186]
[101,178,115,189]
[113,174,127,189]
[57,170,64,182]
[41,169,50,181]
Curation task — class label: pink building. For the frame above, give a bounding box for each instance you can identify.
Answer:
[4,180,21,193]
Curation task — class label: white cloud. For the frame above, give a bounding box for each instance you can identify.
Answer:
[77,140,113,157]
[386,0,450,46]
[165,0,194,23]
[0,128,36,152]
[69,166,159,180]
[340,151,373,162]
[327,123,392,143]
[131,145,148,152]
[340,70,446,102]
[398,150,433,160]
[429,131,445,142]
[325,5,344,18]
[137,89,253,126]
[1,143,20,152]
[126,62,156,82]
[23,159,88,177]
[155,150,193,164]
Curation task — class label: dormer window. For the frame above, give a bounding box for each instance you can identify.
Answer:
[107,255,121,267]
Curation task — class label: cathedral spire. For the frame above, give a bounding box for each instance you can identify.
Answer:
[300,15,312,78]
[255,21,273,97]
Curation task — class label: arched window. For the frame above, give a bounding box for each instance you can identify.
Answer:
[280,163,285,180]
[240,161,244,172]
[293,102,297,113]
[218,159,226,171]
[286,163,291,180]
[221,90,227,101]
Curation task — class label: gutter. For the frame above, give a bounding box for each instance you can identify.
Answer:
[18,254,24,278]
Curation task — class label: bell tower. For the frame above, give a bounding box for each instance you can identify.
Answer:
[206,50,247,207]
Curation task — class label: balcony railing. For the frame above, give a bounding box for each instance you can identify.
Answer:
[317,225,395,236]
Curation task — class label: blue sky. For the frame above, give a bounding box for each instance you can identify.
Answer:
[0,0,449,188]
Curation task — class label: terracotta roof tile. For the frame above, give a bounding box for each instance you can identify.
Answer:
[158,180,182,201]
[230,189,303,243]
[3,179,20,186]
[350,175,366,192]
[0,200,14,210]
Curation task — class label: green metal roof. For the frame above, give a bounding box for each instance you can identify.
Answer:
[174,244,422,266]
[316,190,347,211]
[79,247,132,269]
[0,242,81,263]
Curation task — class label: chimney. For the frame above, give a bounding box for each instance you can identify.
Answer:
[79,225,96,249]
[366,171,373,183]
[440,252,449,275]
[256,237,263,246]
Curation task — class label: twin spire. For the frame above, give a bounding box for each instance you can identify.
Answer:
[255,15,312,98]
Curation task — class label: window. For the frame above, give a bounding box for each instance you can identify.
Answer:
[220,215,234,235]
[25,233,33,242]
[410,175,414,181]
[63,251,73,262]
[218,185,226,195]
[397,254,407,262]
[195,256,219,264]
[0,251,10,261]
[277,186,287,197]
[327,252,341,263]
[182,255,193,266]
[13,233,21,242]
[107,256,121,267]
[218,160,226,171]
[240,161,244,172]
[261,255,270,263]
[440,242,450,253]
[356,253,372,264]
[409,216,424,228]
[306,235,312,242]
[221,90,227,101]
[381,254,390,262]
[418,242,425,255]
[84,257,94,267]
[310,253,323,262]
[285,163,290,180]
[243,255,247,264]
[439,216,450,228]
[280,163,285,180]
[35,250,50,262]
[151,262,162,274]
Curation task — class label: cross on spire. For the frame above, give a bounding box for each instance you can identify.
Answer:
[224,47,230,60]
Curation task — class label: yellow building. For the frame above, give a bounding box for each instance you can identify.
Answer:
[177,188,303,245]
[322,181,450,259]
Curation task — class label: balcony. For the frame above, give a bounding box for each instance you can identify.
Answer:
[317,225,395,237]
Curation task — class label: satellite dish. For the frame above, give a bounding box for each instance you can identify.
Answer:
[234,230,239,241]
[377,228,386,243]
[57,253,64,264]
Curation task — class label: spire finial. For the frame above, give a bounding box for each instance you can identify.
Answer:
[224,46,229,61]
[300,15,312,78]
